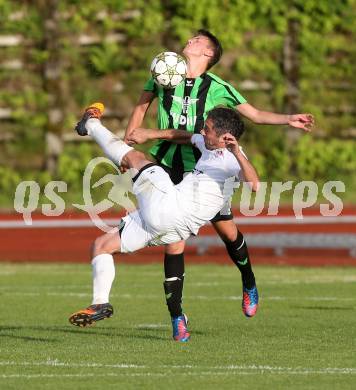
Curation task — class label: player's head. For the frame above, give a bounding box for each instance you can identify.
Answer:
[207,107,245,139]
[201,107,244,149]
[183,29,223,70]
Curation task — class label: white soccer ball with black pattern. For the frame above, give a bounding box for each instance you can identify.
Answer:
[150,51,187,89]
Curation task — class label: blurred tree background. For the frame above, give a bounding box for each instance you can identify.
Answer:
[0,0,355,207]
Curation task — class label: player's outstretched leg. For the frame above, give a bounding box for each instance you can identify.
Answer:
[69,231,119,327]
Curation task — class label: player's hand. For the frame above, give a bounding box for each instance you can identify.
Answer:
[223,134,240,154]
[126,128,150,145]
[288,114,314,132]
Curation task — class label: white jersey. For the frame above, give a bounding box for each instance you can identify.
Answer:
[175,134,243,235]
[119,134,245,253]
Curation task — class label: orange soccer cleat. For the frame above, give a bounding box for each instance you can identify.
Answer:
[69,303,113,327]
[75,102,105,136]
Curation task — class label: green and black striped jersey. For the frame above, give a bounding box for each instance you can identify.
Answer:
[144,72,247,172]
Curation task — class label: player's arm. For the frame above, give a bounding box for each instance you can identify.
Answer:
[127,128,192,145]
[223,134,260,192]
[236,102,314,132]
[124,91,155,142]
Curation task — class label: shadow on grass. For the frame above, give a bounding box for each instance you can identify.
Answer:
[0,325,168,341]
[295,306,355,311]
[52,326,168,340]
[0,333,59,342]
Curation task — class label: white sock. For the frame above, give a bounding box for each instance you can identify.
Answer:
[85,118,133,166]
[91,253,115,304]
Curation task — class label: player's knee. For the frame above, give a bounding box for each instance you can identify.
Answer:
[219,227,238,242]
[213,220,238,242]
[221,232,237,242]
[92,235,110,256]
[124,150,146,164]
[165,241,185,254]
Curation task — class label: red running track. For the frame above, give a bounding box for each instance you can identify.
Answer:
[0,208,355,266]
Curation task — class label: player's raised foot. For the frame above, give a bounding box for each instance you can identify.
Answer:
[75,102,105,136]
[242,284,259,318]
[69,303,113,327]
[171,313,190,342]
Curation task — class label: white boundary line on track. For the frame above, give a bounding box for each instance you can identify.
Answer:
[1,215,356,228]
[0,361,355,377]
[1,291,356,301]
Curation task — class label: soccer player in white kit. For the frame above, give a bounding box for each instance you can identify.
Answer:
[69,103,260,342]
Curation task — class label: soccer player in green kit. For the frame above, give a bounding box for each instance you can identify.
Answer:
[125,30,314,342]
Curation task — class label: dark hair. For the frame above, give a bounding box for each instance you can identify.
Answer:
[197,29,223,69]
[206,107,245,140]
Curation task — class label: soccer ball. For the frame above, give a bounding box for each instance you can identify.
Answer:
[150,51,187,89]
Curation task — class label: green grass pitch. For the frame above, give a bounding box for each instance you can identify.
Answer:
[0,263,355,389]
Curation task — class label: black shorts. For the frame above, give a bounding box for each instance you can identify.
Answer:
[210,209,233,222]
[158,163,233,223]
[158,163,184,185]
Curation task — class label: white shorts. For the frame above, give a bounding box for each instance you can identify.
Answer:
[119,165,191,253]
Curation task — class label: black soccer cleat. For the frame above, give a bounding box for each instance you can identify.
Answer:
[69,303,113,327]
[75,102,105,136]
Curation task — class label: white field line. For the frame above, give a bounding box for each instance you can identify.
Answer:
[0,372,345,378]
[2,278,356,291]
[2,291,356,301]
[135,324,169,329]
[194,281,225,286]
[0,372,253,378]
[0,361,355,377]
[263,277,356,285]
[194,274,356,285]
[1,215,356,229]
[0,361,143,368]
[2,276,356,288]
